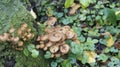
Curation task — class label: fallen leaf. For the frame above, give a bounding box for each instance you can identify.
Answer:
[84,51,97,63]
[106,34,114,47]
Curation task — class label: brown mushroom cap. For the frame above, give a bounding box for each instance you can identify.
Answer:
[18,41,23,46]
[13,37,19,42]
[48,32,62,42]
[46,41,53,47]
[45,27,55,33]
[36,45,40,49]
[63,26,70,31]
[50,45,59,53]
[22,23,28,28]
[9,28,15,33]
[60,44,70,54]
[46,17,57,26]
[41,35,48,41]
[66,31,75,39]
[39,44,45,49]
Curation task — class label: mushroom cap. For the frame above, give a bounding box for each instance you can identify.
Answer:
[40,35,48,41]
[9,28,15,33]
[46,17,57,26]
[13,37,19,42]
[45,27,55,33]
[63,26,70,31]
[55,27,67,34]
[22,23,28,28]
[50,45,59,53]
[60,44,70,54]
[37,36,41,41]
[46,41,53,47]
[36,45,40,49]
[48,32,62,42]
[39,44,45,49]
[18,41,23,46]
[66,30,75,39]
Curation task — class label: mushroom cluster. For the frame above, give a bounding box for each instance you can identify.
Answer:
[36,25,77,58]
[0,23,34,50]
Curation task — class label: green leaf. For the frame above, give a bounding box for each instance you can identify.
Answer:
[51,62,57,67]
[79,0,93,8]
[103,8,116,25]
[61,59,72,67]
[23,48,29,57]
[27,44,35,52]
[98,54,109,62]
[31,49,39,58]
[65,0,74,8]
[44,51,51,59]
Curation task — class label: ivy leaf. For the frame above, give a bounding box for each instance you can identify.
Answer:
[61,59,72,67]
[31,49,39,58]
[44,51,51,59]
[23,48,29,57]
[79,0,92,8]
[106,34,114,47]
[98,54,109,62]
[51,62,57,67]
[103,8,116,25]
[64,0,74,8]
[27,44,35,51]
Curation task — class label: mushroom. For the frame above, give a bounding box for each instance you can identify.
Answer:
[40,35,48,41]
[22,23,28,28]
[13,37,19,42]
[66,30,75,39]
[36,45,40,49]
[48,32,62,42]
[63,26,70,31]
[46,17,57,26]
[39,44,45,49]
[9,28,15,33]
[18,41,23,46]
[45,27,55,33]
[46,41,53,47]
[56,27,67,34]
[43,46,48,51]
[60,44,70,54]
[50,45,59,53]
[37,36,41,41]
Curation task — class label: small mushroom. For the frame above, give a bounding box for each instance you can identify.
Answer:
[37,36,41,41]
[63,26,70,31]
[56,27,67,34]
[13,37,19,42]
[18,41,23,46]
[9,28,15,33]
[41,35,48,41]
[27,29,31,32]
[60,44,70,54]
[48,32,62,42]
[43,46,48,51]
[50,45,59,53]
[22,23,28,28]
[39,44,45,49]
[46,17,57,26]
[45,27,55,33]
[46,41,53,47]
[36,45,40,49]
[66,31,75,39]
